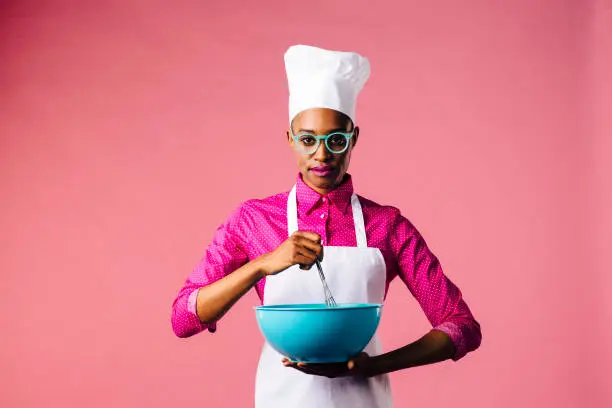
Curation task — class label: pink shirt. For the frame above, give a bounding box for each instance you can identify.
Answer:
[171,174,481,360]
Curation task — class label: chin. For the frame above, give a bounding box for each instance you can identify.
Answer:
[302,169,344,189]
[311,174,338,188]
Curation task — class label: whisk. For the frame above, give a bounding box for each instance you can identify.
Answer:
[314,259,337,307]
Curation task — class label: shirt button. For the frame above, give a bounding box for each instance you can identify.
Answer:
[322,197,327,203]
[320,213,326,219]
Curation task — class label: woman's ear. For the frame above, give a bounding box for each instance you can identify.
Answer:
[352,126,360,147]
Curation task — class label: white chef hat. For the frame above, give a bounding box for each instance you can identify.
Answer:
[284,44,371,126]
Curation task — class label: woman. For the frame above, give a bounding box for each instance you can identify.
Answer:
[171,45,481,408]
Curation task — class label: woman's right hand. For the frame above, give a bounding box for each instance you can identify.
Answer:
[257,231,323,276]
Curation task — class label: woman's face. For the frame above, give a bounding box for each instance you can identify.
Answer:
[287,108,359,194]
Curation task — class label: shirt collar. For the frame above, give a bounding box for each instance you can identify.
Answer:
[295,173,354,215]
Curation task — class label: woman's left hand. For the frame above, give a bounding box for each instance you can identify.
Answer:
[282,352,373,378]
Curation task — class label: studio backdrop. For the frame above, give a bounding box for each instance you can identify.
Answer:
[1,1,610,407]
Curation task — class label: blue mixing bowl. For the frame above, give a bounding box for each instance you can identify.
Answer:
[254,303,382,363]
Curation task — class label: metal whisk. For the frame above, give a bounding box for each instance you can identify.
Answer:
[314,259,337,307]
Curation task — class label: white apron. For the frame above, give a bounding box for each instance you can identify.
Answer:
[254,185,393,408]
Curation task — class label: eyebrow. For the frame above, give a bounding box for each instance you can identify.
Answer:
[295,127,349,134]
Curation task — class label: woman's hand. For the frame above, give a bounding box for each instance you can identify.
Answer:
[257,231,323,276]
[281,353,373,378]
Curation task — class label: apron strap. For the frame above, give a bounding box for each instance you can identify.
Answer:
[287,184,367,248]
[351,193,367,248]
[287,185,299,236]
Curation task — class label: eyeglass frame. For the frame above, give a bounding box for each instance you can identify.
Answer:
[289,129,355,155]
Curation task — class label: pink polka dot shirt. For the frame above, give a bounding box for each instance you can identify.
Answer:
[171,174,481,360]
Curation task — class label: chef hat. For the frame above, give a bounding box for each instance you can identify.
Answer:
[284,44,371,126]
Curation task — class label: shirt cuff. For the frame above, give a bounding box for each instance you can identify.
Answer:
[187,288,217,333]
[433,321,467,361]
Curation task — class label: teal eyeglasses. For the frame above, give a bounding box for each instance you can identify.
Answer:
[290,130,354,155]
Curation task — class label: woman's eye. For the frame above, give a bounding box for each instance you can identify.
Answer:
[299,136,316,145]
[329,134,347,146]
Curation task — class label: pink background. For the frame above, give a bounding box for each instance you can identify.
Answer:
[1,1,610,407]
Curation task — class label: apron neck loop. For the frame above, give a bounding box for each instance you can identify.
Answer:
[287,184,367,248]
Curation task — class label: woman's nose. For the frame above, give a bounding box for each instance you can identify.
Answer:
[313,141,332,161]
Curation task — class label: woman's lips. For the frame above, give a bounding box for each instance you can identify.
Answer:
[310,166,333,177]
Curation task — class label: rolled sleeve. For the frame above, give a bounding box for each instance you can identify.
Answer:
[171,204,250,338]
[433,321,469,361]
[390,211,482,360]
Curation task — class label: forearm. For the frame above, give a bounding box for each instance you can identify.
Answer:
[367,329,455,376]
[195,257,266,324]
